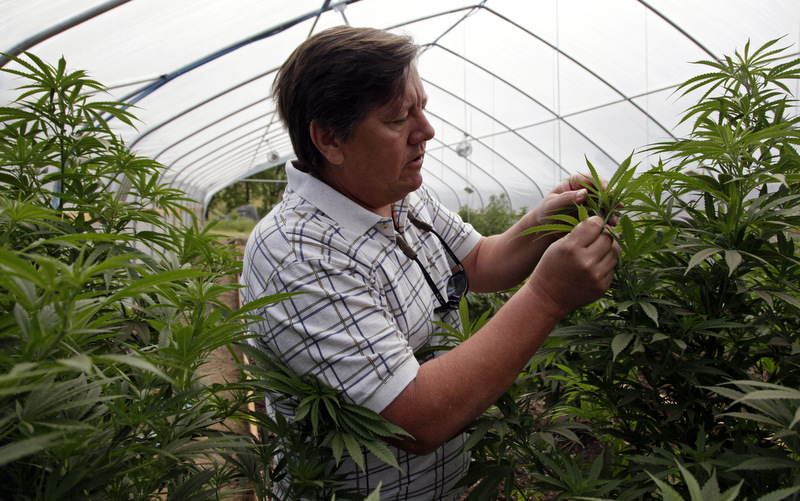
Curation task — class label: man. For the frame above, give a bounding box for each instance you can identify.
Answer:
[240,25,620,500]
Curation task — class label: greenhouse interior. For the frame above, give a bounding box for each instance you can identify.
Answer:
[3,1,800,500]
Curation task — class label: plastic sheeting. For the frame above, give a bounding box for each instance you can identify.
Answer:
[2,0,799,213]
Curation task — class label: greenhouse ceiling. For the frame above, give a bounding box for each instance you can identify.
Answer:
[2,0,800,213]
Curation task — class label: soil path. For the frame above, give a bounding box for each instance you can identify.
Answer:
[195,239,256,498]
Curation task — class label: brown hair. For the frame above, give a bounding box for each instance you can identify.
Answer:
[272,26,419,172]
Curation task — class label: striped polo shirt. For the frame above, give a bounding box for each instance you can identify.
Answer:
[240,162,481,500]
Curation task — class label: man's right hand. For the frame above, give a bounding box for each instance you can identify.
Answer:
[525,215,619,316]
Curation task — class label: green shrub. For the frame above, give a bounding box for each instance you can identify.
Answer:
[212,213,259,237]
[0,52,283,500]
[459,193,523,237]
[0,52,409,501]
[458,39,800,500]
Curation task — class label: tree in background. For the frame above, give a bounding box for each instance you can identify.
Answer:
[459,193,524,237]
[207,166,287,220]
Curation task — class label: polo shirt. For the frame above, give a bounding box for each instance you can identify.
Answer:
[240,162,481,500]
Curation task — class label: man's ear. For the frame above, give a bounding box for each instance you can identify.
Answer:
[309,120,344,165]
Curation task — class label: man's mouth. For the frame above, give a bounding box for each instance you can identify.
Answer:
[408,153,424,167]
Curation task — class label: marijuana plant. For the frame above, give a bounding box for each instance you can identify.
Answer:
[0,52,280,500]
[459,39,800,500]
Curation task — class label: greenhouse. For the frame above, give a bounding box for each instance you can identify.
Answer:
[2,1,800,500]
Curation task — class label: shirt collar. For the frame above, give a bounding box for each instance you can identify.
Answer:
[286,161,411,235]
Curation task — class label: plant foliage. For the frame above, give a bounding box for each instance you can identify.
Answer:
[0,52,407,501]
[455,38,800,500]
[0,51,273,500]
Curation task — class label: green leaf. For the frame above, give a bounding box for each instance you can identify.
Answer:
[729,457,799,471]
[106,268,206,302]
[647,472,685,501]
[755,486,800,501]
[328,434,345,465]
[678,463,703,501]
[719,480,743,501]
[611,333,634,361]
[685,247,720,274]
[362,439,403,471]
[516,223,574,238]
[639,302,659,326]
[0,433,64,466]
[724,250,743,276]
[94,353,172,381]
[364,483,383,501]
[342,433,365,471]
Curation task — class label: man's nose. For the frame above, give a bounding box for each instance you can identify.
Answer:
[411,111,435,144]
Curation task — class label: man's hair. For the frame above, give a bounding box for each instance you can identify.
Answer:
[272,26,420,172]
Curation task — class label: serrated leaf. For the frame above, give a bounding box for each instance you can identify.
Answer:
[729,457,799,471]
[770,291,800,309]
[577,204,589,221]
[342,433,365,471]
[0,433,64,466]
[639,302,659,326]
[718,412,782,427]
[724,250,743,276]
[365,484,383,501]
[13,303,30,336]
[647,472,686,501]
[362,439,403,471]
[611,333,634,360]
[686,247,720,274]
[464,421,492,451]
[719,480,743,501]
[515,223,574,239]
[328,434,344,465]
[755,486,800,501]
[676,463,703,501]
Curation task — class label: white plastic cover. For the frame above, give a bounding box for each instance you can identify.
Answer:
[2,0,799,212]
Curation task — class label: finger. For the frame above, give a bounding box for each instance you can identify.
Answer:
[567,216,606,247]
[538,189,589,224]
[568,173,610,192]
[583,224,620,266]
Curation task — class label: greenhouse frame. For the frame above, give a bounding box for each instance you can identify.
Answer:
[4,0,798,214]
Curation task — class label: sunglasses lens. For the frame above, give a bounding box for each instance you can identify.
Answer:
[446,270,468,303]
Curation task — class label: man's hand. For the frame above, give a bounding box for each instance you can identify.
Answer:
[529,174,619,230]
[525,215,619,316]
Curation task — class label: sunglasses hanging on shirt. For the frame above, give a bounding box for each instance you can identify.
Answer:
[395,216,469,314]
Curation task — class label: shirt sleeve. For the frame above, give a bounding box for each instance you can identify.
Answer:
[416,188,482,261]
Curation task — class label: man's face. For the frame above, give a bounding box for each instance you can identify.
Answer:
[330,64,435,216]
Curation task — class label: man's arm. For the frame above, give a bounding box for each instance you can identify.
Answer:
[380,215,619,455]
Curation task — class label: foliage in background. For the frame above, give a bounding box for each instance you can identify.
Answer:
[207,167,287,221]
[455,39,800,500]
[458,194,523,322]
[459,193,524,237]
[213,212,259,238]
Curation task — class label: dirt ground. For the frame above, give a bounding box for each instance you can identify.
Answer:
[196,238,250,434]
[195,238,258,499]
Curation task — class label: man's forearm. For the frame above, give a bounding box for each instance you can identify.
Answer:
[380,284,565,455]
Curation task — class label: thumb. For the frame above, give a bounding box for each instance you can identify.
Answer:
[566,215,605,247]
[544,188,587,214]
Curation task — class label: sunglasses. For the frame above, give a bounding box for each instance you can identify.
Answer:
[395,216,470,314]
